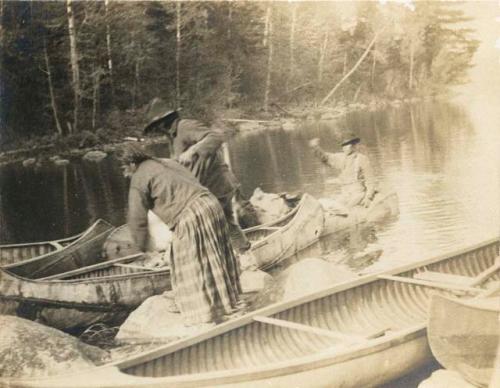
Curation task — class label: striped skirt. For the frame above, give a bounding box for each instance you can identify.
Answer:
[169,193,241,325]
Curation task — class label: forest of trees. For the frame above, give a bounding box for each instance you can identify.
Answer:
[0,1,479,145]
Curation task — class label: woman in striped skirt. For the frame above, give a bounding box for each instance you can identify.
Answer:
[120,143,241,324]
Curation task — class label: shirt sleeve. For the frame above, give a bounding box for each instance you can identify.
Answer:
[311,145,343,170]
[179,120,225,158]
[127,186,150,252]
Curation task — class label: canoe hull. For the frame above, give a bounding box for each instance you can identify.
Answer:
[8,238,499,388]
[5,331,430,388]
[248,193,324,270]
[428,293,500,387]
[322,191,399,237]
[0,269,170,331]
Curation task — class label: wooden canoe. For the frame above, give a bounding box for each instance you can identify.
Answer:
[1,219,115,278]
[322,191,399,237]
[0,196,323,331]
[8,237,499,388]
[0,230,84,266]
[428,290,500,387]
[104,193,325,272]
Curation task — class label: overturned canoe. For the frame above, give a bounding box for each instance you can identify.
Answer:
[428,289,500,387]
[322,191,399,237]
[0,230,84,266]
[8,237,499,387]
[104,193,325,271]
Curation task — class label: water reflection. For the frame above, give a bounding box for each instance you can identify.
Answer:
[0,101,498,274]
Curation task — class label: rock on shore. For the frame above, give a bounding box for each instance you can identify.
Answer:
[418,370,477,388]
[251,257,356,308]
[116,293,215,343]
[0,315,108,378]
[83,150,107,162]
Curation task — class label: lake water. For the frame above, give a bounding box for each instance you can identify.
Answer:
[1,99,499,273]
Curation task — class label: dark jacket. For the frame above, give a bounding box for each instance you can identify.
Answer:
[128,158,208,251]
[168,119,237,199]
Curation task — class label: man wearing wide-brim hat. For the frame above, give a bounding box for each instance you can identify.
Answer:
[309,131,376,211]
[143,98,250,253]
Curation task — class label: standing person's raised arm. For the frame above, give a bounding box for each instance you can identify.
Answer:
[308,138,343,170]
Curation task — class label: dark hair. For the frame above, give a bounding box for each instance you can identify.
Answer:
[119,143,152,165]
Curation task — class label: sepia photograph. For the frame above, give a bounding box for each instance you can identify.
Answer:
[0,0,499,387]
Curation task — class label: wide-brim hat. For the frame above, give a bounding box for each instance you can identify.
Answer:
[340,132,360,147]
[143,98,180,134]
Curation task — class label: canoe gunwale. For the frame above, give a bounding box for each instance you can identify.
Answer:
[1,264,170,285]
[1,219,114,270]
[0,231,83,250]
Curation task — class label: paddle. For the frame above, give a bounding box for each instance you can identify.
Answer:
[414,258,500,288]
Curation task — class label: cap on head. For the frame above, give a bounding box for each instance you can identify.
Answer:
[143,97,180,135]
[340,132,361,147]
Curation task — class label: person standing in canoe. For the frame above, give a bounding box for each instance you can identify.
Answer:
[309,133,376,213]
[120,143,241,325]
[142,98,251,254]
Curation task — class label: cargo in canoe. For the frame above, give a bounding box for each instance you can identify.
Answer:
[428,286,500,387]
[7,238,499,387]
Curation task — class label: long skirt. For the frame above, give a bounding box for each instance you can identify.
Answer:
[169,193,241,324]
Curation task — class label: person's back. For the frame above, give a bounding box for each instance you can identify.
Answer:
[128,158,208,250]
[170,118,236,200]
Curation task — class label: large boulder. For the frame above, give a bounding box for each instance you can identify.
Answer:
[0,315,108,378]
[116,293,214,343]
[282,258,356,301]
[250,258,356,308]
[418,370,476,388]
[240,269,274,294]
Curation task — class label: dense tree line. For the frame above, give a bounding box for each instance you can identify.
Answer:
[0,1,478,144]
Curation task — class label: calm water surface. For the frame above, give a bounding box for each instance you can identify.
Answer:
[1,99,499,274]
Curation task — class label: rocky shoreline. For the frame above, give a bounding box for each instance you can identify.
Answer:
[0,96,434,169]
